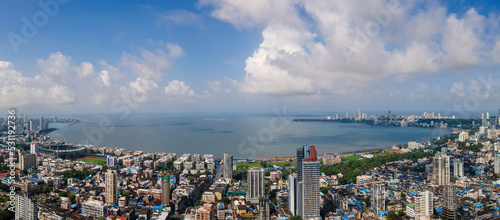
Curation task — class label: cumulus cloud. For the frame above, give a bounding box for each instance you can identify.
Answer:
[164,80,195,98]
[201,0,500,96]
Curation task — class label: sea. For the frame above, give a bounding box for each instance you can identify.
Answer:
[48,113,452,158]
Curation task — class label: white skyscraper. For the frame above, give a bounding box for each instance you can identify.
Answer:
[433,153,450,185]
[453,159,464,178]
[15,194,38,220]
[495,153,500,174]
[414,191,433,218]
[288,174,298,216]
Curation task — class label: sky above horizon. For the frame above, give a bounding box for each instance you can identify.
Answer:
[1,0,500,115]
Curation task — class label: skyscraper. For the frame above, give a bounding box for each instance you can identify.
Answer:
[288,173,298,216]
[161,175,170,206]
[105,169,118,204]
[223,153,233,182]
[495,153,500,174]
[248,168,265,200]
[18,150,37,170]
[296,147,305,182]
[15,194,38,220]
[442,185,458,220]
[30,143,39,154]
[414,191,433,218]
[301,146,320,219]
[107,156,117,167]
[358,109,362,120]
[453,159,463,178]
[432,153,450,185]
[372,183,385,214]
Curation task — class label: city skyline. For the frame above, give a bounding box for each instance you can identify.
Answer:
[1,0,500,114]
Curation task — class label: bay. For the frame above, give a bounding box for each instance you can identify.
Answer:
[48,113,452,158]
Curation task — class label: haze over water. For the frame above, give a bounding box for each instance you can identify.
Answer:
[49,114,452,158]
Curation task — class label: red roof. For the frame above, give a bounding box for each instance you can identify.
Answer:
[107,216,127,220]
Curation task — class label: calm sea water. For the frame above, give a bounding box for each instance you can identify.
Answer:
[48,114,452,158]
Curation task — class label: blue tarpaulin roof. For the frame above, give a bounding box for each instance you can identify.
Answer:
[476,204,484,207]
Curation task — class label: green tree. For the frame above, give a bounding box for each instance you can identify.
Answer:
[221,197,231,204]
[195,200,205,207]
[122,190,131,197]
[401,192,406,200]
[290,216,302,220]
[365,197,371,207]
[398,208,406,216]
[450,176,459,183]
[42,186,51,194]
[387,212,397,220]
[320,186,332,194]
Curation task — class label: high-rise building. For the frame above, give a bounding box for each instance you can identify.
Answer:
[29,119,39,131]
[372,183,385,214]
[161,175,170,206]
[15,194,38,220]
[18,150,37,170]
[432,153,450,185]
[288,174,298,216]
[495,153,500,174]
[442,185,458,220]
[107,156,117,167]
[346,109,348,119]
[301,146,320,219]
[30,143,39,154]
[296,147,305,182]
[258,197,270,220]
[223,153,233,182]
[453,159,464,178]
[358,109,362,120]
[105,169,118,204]
[414,191,433,218]
[248,168,265,200]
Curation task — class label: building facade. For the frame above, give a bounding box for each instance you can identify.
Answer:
[15,194,38,220]
[248,168,265,200]
[82,199,108,218]
[223,153,233,182]
[301,146,320,220]
[105,169,118,204]
[161,174,170,206]
[432,153,450,185]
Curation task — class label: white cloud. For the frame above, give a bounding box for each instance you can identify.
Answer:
[77,62,95,79]
[164,80,195,99]
[442,9,484,69]
[201,0,500,96]
[121,42,184,81]
[449,82,466,98]
[208,80,230,94]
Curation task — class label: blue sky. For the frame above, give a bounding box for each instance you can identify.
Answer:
[1,0,500,115]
